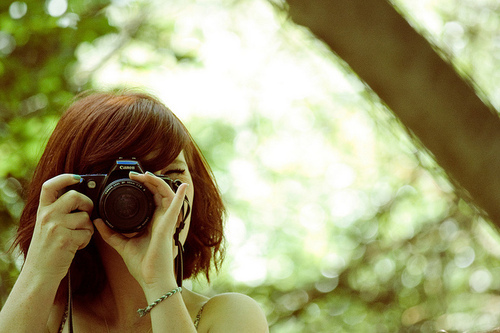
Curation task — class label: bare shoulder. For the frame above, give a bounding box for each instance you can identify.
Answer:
[198,293,268,333]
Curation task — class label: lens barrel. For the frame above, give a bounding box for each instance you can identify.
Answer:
[99,179,154,233]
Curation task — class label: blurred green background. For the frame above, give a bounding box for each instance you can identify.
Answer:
[1,0,500,332]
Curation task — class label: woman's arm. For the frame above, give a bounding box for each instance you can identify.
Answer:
[0,263,63,332]
[0,174,94,332]
[142,283,197,333]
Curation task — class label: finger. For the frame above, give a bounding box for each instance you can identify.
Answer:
[154,183,189,232]
[73,228,94,250]
[55,189,94,215]
[39,174,82,207]
[65,211,94,232]
[55,212,94,251]
[130,172,174,207]
[141,172,175,197]
[94,219,128,253]
[168,183,189,211]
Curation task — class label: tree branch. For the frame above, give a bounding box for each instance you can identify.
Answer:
[286,0,500,226]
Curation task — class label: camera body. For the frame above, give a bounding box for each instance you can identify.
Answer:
[66,158,182,233]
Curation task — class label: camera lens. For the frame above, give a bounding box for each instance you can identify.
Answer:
[99,179,154,233]
[112,191,140,219]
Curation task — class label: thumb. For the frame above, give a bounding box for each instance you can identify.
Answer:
[94,219,128,253]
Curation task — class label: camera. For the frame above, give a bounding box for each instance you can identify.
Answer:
[66,158,184,233]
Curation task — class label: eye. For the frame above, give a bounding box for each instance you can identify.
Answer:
[164,168,186,176]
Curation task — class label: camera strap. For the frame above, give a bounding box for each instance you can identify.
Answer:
[63,271,74,333]
[174,240,184,287]
[174,197,191,288]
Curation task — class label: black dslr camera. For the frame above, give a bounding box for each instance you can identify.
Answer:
[66,158,184,233]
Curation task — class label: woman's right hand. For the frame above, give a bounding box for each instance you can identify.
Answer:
[23,174,94,284]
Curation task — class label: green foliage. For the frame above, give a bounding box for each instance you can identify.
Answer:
[188,109,498,332]
[0,0,117,181]
[0,0,115,302]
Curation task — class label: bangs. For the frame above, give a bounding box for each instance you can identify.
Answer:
[121,100,191,173]
[70,92,191,174]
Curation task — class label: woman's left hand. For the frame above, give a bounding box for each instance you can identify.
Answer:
[94,172,189,289]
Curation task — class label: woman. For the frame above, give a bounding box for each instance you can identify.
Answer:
[0,91,268,332]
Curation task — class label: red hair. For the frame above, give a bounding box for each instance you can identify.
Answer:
[16,90,225,295]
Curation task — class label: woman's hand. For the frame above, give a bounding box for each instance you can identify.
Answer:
[24,174,94,284]
[94,172,189,289]
[0,175,94,332]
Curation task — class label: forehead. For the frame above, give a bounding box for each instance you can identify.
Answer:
[170,151,187,165]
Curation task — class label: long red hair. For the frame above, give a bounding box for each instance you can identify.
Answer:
[16,90,225,295]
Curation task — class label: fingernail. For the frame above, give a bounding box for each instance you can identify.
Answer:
[73,174,82,180]
[129,171,140,175]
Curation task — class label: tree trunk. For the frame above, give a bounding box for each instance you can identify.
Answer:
[286,0,500,225]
